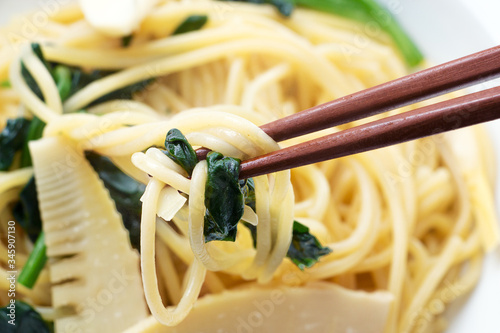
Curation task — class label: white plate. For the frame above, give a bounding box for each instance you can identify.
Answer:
[1,1,499,332]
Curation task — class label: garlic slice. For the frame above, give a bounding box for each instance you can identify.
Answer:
[78,0,157,37]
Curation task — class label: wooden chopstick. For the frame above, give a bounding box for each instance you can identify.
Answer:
[261,44,500,142]
[239,85,500,179]
[195,45,500,178]
[196,45,500,162]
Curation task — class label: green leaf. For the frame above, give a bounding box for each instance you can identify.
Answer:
[85,152,144,251]
[173,15,209,35]
[18,232,47,289]
[204,152,244,242]
[287,220,332,270]
[20,116,46,168]
[52,65,72,101]
[0,118,31,171]
[66,68,154,108]
[163,128,198,176]
[121,34,133,47]
[12,177,43,243]
[0,301,50,333]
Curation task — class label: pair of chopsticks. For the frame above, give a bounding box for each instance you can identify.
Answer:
[225,45,500,179]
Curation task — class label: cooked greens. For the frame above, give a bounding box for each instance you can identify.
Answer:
[12,177,42,243]
[0,116,45,171]
[0,118,31,171]
[66,68,154,107]
[52,65,72,101]
[18,232,47,289]
[161,129,330,267]
[121,34,133,47]
[161,129,245,242]
[163,128,198,176]
[204,152,244,242]
[0,301,50,333]
[173,15,209,35]
[19,117,46,168]
[13,175,46,290]
[287,220,332,270]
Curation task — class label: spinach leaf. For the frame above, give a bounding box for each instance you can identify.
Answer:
[173,15,209,35]
[85,152,144,251]
[204,152,244,242]
[66,68,107,101]
[121,35,133,47]
[89,77,154,107]
[219,0,294,16]
[20,116,46,168]
[0,301,50,333]
[0,118,31,171]
[12,177,43,243]
[66,68,154,107]
[287,220,331,270]
[52,65,72,101]
[163,128,198,176]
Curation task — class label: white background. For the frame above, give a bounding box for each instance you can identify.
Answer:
[1,1,499,332]
[463,0,500,43]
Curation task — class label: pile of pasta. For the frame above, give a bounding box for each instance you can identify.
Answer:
[0,1,498,332]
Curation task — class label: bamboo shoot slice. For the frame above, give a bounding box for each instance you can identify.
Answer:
[30,136,148,333]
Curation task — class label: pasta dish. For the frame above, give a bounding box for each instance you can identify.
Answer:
[0,1,498,332]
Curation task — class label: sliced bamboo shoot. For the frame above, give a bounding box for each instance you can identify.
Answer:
[30,136,148,333]
[125,282,393,333]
